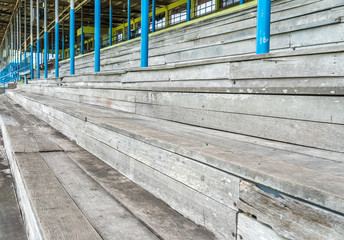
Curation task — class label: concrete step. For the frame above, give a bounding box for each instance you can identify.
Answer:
[55,0,344,76]
[6,89,344,240]
[0,96,214,240]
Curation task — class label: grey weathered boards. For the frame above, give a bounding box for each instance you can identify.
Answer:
[19,46,344,152]
[0,96,215,240]
[53,0,344,77]
[6,88,344,239]
[237,181,344,240]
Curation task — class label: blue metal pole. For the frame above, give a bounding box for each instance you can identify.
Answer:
[81,26,84,54]
[70,0,75,75]
[109,1,112,46]
[127,0,131,40]
[44,0,48,78]
[30,44,34,78]
[256,0,271,54]
[37,0,40,79]
[187,0,191,21]
[240,0,244,4]
[95,0,100,72]
[81,6,84,54]
[44,32,48,78]
[152,0,156,32]
[55,0,59,77]
[140,0,148,67]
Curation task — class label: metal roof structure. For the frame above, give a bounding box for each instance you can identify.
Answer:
[0,0,178,49]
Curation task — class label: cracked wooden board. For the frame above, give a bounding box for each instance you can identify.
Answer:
[237,180,344,240]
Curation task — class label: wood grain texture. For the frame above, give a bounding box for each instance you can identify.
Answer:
[237,181,344,240]
[9,90,344,215]
[237,213,285,240]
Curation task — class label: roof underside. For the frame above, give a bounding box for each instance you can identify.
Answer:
[0,0,179,49]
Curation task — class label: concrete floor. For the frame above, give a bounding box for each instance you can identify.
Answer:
[0,131,27,240]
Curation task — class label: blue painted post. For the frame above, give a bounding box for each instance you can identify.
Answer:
[127,0,131,40]
[152,0,156,32]
[55,0,59,77]
[187,0,191,21]
[95,0,100,72]
[15,17,18,81]
[81,6,84,54]
[256,0,271,54]
[70,0,75,75]
[37,0,40,79]
[140,0,148,67]
[44,0,48,78]
[24,0,27,74]
[109,0,112,46]
[240,0,244,4]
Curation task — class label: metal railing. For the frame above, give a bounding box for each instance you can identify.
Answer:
[0,56,31,93]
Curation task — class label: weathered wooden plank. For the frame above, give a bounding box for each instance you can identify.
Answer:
[237,213,285,240]
[40,151,160,240]
[66,150,216,240]
[22,127,63,152]
[67,130,237,240]
[237,213,286,240]
[4,126,39,153]
[14,152,102,240]
[11,93,238,240]
[8,91,344,215]
[237,181,344,240]
[230,53,344,79]
[135,103,344,152]
[0,134,27,240]
[135,91,344,124]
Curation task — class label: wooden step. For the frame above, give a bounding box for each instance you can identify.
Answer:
[0,95,215,240]
[6,89,344,240]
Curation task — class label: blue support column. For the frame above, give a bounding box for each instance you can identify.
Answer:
[70,0,75,75]
[81,6,84,54]
[95,0,101,72]
[140,0,148,67]
[37,0,40,79]
[24,0,27,73]
[240,0,244,4]
[152,0,156,32]
[55,0,59,77]
[187,0,191,21]
[44,0,48,78]
[109,0,112,46]
[256,0,271,54]
[127,0,131,40]
[37,39,40,79]
[30,44,34,78]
